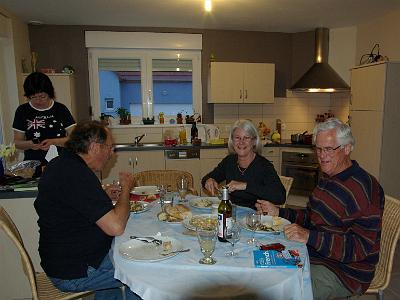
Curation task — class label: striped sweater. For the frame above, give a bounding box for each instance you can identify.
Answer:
[280,160,384,294]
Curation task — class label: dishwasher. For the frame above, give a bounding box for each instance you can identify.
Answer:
[164,148,201,194]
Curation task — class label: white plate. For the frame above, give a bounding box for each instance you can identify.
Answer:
[182,214,218,231]
[130,201,153,214]
[240,215,291,233]
[189,197,220,209]
[119,236,183,262]
[131,185,159,196]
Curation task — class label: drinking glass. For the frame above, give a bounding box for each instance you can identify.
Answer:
[196,228,217,265]
[225,221,241,256]
[176,177,188,203]
[246,212,261,245]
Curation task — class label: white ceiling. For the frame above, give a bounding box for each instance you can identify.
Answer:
[1,0,400,33]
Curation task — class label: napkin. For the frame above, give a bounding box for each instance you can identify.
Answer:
[45,145,59,162]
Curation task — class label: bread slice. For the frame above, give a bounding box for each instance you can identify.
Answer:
[164,204,192,220]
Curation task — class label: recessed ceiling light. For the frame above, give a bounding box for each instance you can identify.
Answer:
[205,0,212,12]
[28,20,44,25]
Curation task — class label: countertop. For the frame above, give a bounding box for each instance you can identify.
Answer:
[114,140,313,151]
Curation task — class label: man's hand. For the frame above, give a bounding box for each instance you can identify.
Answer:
[104,184,121,202]
[119,172,134,193]
[204,178,219,196]
[283,223,309,243]
[226,180,246,192]
[255,200,279,216]
[39,139,53,150]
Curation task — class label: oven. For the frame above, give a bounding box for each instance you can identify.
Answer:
[281,151,320,196]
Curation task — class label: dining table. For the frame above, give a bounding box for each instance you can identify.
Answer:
[112,195,313,300]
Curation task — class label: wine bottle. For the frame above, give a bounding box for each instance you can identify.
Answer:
[191,122,198,143]
[217,186,232,242]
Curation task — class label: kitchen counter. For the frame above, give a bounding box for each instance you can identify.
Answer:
[113,140,313,152]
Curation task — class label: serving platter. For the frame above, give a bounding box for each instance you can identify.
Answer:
[189,197,220,209]
[182,214,218,231]
[130,201,153,214]
[157,212,183,224]
[239,215,290,233]
[130,185,159,202]
[119,236,183,262]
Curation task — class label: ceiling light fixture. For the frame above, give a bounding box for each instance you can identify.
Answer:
[205,0,212,12]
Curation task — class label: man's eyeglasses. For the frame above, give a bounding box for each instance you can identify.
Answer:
[233,135,253,143]
[314,145,342,155]
[29,93,48,101]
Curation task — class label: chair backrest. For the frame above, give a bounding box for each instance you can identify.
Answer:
[368,195,400,292]
[0,206,40,299]
[133,170,196,193]
[279,176,294,207]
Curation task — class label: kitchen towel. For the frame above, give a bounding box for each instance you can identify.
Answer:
[45,145,59,162]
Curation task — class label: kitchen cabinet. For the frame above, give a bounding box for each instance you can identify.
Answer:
[350,62,400,198]
[262,147,280,173]
[23,73,78,120]
[101,150,165,183]
[199,148,228,195]
[208,62,275,103]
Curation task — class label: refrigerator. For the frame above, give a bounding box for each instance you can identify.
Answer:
[349,61,400,198]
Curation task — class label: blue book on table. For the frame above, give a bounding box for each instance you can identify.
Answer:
[253,249,302,268]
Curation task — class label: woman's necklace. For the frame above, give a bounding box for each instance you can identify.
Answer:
[237,153,255,176]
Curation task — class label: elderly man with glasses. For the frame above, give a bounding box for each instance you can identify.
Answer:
[256,118,384,300]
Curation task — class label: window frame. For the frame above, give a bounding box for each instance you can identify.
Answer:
[86,32,202,124]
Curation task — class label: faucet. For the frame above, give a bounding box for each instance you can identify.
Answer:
[134,134,146,146]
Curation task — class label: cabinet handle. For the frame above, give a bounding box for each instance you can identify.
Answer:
[245,89,248,99]
[240,90,243,99]
[350,93,352,106]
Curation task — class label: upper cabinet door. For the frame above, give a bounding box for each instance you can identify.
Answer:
[209,62,243,103]
[243,63,275,103]
[350,63,386,111]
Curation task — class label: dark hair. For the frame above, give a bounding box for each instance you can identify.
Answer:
[23,72,55,99]
[65,120,108,154]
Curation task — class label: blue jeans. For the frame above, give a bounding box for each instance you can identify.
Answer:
[50,252,141,300]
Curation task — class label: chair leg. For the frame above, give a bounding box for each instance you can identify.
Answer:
[378,289,384,300]
[120,285,127,300]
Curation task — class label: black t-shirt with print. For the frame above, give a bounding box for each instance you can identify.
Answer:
[12,101,76,164]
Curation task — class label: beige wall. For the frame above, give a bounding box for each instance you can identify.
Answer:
[0,6,30,145]
[356,9,400,63]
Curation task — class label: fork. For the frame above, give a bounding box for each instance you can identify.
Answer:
[130,236,162,245]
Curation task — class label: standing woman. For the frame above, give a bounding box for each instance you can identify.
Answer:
[12,72,76,177]
[202,119,285,209]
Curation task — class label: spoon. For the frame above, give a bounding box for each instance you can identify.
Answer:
[130,236,162,245]
[160,248,191,256]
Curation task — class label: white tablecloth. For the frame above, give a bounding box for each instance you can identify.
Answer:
[112,200,313,300]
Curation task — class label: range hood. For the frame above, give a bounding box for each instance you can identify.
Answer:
[290,28,350,93]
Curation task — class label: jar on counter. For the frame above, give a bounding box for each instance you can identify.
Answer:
[159,112,165,124]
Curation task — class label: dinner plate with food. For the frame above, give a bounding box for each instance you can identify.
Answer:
[119,236,183,262]
[157,204,192,224]
[130,185,159,202]
[240,215,291,233]
[129,201,153,214]
[189,197,220,209]
[182,214,218,231]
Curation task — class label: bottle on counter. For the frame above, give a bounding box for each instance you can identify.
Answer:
[191,122,198,143]
[179,127,187,145]
[217,186,232,242]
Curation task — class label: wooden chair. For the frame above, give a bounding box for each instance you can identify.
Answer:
[279,175,294,208]
[0,206,93,300]
[365,195,400,300]
[134,170,198,195]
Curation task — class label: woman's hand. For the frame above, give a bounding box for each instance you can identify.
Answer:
[226,180,246,192]
[39,139,53,150]
[255,200,279,216]
[204,178,219,196]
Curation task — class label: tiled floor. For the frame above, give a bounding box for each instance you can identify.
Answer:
[286,194,400,299]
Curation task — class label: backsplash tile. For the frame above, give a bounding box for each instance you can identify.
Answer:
[214,93,350,139]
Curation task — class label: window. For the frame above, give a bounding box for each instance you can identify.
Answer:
[86,32,202,124]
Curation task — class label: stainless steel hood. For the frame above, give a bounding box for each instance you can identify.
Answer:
[291,28,350,93]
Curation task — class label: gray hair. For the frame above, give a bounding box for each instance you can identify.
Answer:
[312,118,355,150]
[228,119,263,155]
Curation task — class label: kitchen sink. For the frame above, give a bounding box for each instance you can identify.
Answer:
[113,143,164,150]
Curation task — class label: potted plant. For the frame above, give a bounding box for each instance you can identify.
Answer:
[116,107,131,125]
